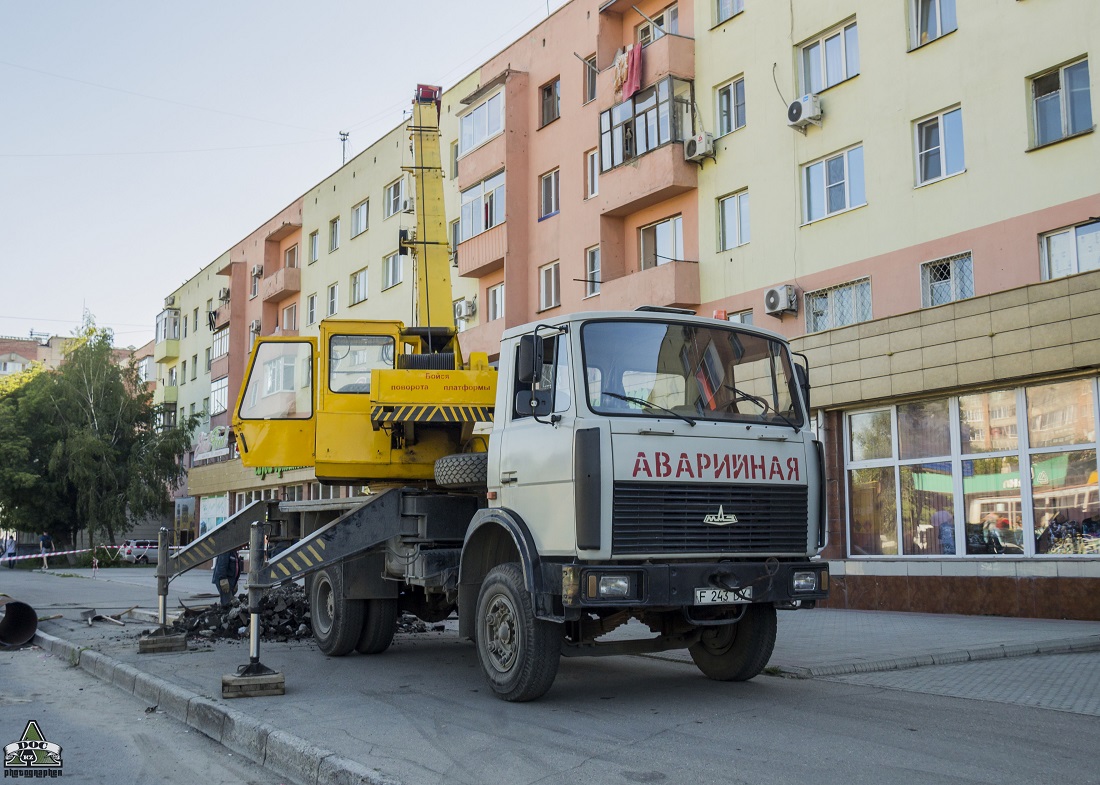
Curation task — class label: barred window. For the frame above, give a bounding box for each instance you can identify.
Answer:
[921,253,973,307]
[806,277,872,333]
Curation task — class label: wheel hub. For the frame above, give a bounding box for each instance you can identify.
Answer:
[483,593,520,673]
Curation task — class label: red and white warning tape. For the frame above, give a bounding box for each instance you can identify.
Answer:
[4,545,129,562]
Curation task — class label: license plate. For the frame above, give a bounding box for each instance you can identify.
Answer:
[694,586,752,605]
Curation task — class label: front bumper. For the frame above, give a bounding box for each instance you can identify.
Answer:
[560,560,829,609]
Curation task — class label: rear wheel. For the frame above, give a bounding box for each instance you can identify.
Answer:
[689,603,777,682]
[475,562,561,702]
[310,566,364,656]
[355,598,399,654]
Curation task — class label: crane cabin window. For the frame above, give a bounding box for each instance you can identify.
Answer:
[238,341,313,420]
[328,335,395,394]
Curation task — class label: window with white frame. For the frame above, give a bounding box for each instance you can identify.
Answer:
[540,169,560,218]
[716,77,746,137]
[539,262,560,310]
[306,293,317,325]
[585,245,601,297]
[727,309,753,325]
[637,3,678,46]
[204,347,211,371]
[167,366,177,386]
[351,200,368,237]
[803,144,865,223]
[350,268,368,305]
[156,310,180,343]
[585,150,599,199]
[210,376,228,415]
[716,0,743,25]
[805,278,871,333]
[282,303,297,331]
[329,217,340,252]
[845,379,1100,558]
[384,252,403,289]
[210,328,227,360]
[384,179,405,218]
[640,215,683,270]
[921,252,973,307]
[450,220,460,261]
[801,21,860,95]
[250,272,259,298]
[459,92,504,155]
[1041,219,1100,280]
[191,354,197,380]
[180,360,187,384]
[1032,59,1092,148]
[284,244,298,269]
[309,231,319,263]
[487,283,504,321]
[584,54,597,104]
[451,141,459,179]
[718,190,750,250]
[916,107,965,185]
[327,283,339,316]
[911,0,956,48]
[540,78,560,127]
[600,77,694,172]
[459,171,505,241]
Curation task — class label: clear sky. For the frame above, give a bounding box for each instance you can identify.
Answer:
[0,0,567,348]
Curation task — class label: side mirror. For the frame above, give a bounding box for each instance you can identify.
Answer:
[515,390,553,417]
[794,363,811,412]
[516,334,544,385]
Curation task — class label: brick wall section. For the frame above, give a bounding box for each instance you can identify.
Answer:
[791,268,1100,410]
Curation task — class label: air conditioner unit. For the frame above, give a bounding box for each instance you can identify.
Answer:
[684,132,715,162]
[787,94,822,129]
[249,319,261,333]
[456,298,477,319]
[764,285,797,317]
[251,264,264,278]
[164,295,176,307]
[402,197,415,213]
[218,287,230,301]
[453,301,465,322]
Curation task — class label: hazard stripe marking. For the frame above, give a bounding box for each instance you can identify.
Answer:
[307,545,322,561]
[287,556,301,572]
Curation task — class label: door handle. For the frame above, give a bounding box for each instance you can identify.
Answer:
[500,471,518,484]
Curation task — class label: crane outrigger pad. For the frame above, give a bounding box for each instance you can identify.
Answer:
[167,500,275,579]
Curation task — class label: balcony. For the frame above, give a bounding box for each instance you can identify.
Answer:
[153,382,178,407]
[597,143,697,217]
[261,266,301,302]
[210,354,229,382]
[457,223,506,279]
[213,300,231,330]
[596,33,695,109]
[457,316,507,361]
[153,339,179,363]
[599,260,699,311]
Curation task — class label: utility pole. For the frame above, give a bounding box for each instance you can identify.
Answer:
[339,131,350,165]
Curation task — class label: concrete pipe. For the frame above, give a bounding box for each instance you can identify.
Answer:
[0,597,37,648]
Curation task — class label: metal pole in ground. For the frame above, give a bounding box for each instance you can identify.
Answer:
[222,520,284,698]
[138,527,187,653]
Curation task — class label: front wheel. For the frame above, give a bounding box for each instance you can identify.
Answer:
[475,562,561,702]
[689,603,777,682]
[310,566,365,656]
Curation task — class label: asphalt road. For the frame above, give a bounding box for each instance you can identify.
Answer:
[1,645,286,784]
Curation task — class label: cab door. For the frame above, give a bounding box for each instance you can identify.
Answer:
[233,338,316,468]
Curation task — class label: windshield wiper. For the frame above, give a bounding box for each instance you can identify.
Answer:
[601,392,696,426]
[723,385,800,432]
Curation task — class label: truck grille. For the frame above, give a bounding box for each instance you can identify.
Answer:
[611,481,809,555]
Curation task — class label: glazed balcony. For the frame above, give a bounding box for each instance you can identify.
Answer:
[597,142,697,218]
[261,266,301,302]
[596,33,695,112]
[457,223,506,279]
[210,354,229,382]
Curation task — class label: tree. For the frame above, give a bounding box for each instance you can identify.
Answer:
[0,320,197,547]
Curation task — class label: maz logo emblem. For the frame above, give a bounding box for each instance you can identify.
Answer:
[702,506,738,526]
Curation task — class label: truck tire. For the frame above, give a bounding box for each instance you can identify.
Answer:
[688,603,777,682]
[355,598,398,654]
[310,566,365,657]
[434,452,488,489]
[475,562,561,702]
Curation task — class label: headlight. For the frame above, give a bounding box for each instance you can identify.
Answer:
[792,570,818,593]
[586,573,635,599]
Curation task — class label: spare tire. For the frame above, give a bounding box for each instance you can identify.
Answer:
[434,452,488,489]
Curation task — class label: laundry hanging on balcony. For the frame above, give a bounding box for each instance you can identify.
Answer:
[623,42,643,100]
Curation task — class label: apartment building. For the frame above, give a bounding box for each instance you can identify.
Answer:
[153,0,1098,617]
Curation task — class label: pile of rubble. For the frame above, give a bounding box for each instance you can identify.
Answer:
[170,585,436,643]
[171,585,312,643]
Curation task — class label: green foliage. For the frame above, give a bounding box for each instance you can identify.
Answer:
[0,319,197,547]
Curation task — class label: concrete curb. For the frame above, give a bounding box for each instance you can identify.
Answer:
[32,630,397,785]
[776,634,1100,679]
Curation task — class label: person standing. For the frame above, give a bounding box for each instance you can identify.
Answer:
[212,549,242,607]
[3,536,16,568]
[38,531,54,569]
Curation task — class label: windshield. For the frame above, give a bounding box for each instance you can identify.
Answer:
[580,320,804,427]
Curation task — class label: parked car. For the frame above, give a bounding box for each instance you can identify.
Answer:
[120,539,158,564]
